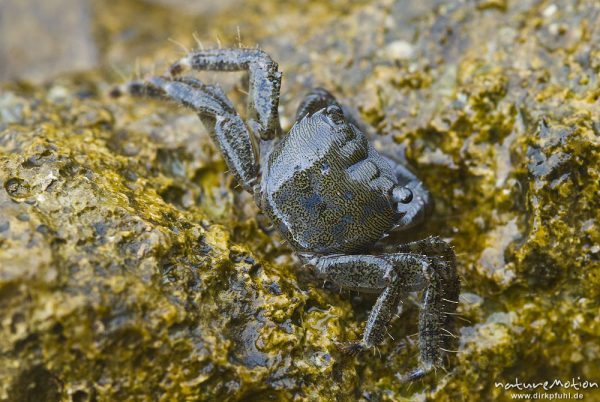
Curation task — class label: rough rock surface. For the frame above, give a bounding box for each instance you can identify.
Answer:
[1,0,599,401]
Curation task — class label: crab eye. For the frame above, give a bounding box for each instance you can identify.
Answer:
[393,186,413,204]
[325,105,346,126]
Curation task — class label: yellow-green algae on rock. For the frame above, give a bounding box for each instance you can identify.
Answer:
[1,0,600,401]
[0,81,361,401]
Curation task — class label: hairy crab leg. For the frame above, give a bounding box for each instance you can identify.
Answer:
[169,48,282,141]
[311,250,459,381]
[112,76,259,193]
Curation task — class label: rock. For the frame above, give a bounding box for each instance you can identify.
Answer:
[1,0,599,400]
[0,0,98,82]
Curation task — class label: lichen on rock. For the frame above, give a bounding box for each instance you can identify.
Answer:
[1,0,600,401]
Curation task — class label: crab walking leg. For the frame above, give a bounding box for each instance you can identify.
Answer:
[119,76,259,193]
[170,48,282,141]
[175,76,237,111]
[386,238,460,338]
[315,254,427,347]
[295,87,342,121]
[383,238,460,381]
[295,87,371,134]
[314,253,458,380]
[313,254,396,293]
[392,236,457,267]
[408,257,460,381]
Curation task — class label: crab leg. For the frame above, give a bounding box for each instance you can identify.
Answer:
[295,87,371,134]
[312,250,459,381]
[170,48,282,141]
[295,87,342,121]
[115,76,259,193]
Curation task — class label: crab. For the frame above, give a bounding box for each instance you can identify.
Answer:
[113,48,460,381]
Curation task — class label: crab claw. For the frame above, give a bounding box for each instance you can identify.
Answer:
[336,341,366,355]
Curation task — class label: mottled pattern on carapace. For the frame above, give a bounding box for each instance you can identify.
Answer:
[261,110,398,253]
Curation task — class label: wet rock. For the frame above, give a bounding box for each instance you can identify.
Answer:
[1,0,599,400]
